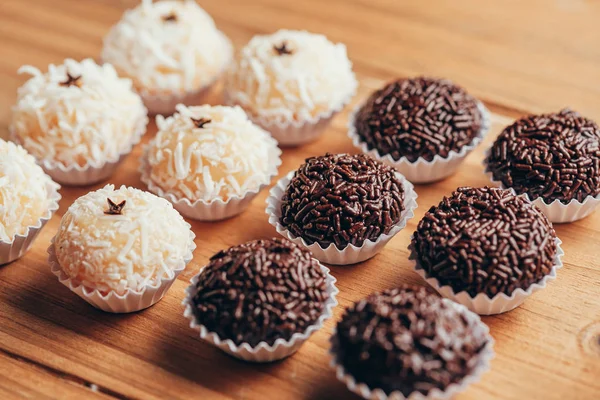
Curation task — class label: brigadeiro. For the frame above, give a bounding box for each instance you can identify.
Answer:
[266,153,418,265]
[330,286,494,400]
[485,109,600,223]
[410,186,564,315]
[349,77,490,183]
[182,238,338,362]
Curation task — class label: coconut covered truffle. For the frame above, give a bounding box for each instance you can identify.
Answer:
[332,286,491,397]
[486,109,600,204]
[412,187,557,297]
[145,104,279,201]
[224,29,357,123]
[0,139,56,242]
[10,58,147,167]
[102,0,232,99]
[54,185,193,294]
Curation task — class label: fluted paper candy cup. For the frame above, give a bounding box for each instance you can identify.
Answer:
[408,237,564,315]
[140,142,282,221]
[348,101,491,183]
[11,113,148,186]
[182,261,338,363]
[0,180,61,265]
[483,150,600,223]
[224,87,356,147]
[142,83,217,117]
[329,300,495,400]
[265,171,418,265]
[48,232,196,313]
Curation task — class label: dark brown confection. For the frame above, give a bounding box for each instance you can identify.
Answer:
[412,187,557,297]
[280,153,405,249]
[332,286,490,397]
[189,238,327,346]
[354,77,483,162]
[486,109,600,204]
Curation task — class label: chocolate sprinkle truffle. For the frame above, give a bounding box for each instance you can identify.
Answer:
[412,186,557,297]
[189,238,328,346]
[486,109,600,203]
[332,286,490,397]
[354,77,483,162]
[280,153,405,249]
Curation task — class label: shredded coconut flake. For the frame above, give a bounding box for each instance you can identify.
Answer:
[0,139,54,242]
[101,0,232,95]
[146,104,278,201]
[225,29,357,122]
[54,184,192,294]
[10,58,148,167]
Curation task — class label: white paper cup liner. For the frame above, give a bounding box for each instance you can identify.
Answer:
[12,113,148,186]
[348,101,491,183]
[408,237,564,315]
[483,149,600,223]
[329,300,495,400]
[48,230,196,313]
[224,85,356,147]
[0,180,61,265]
[182,261,339,363]
[141,83,218,116]
[140,141,282,221]
[266,170,418,265]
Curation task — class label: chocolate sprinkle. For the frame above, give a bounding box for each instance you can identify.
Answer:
[104,198,126,215]
[189,238,327,346]
[333,286,490,397]
[486,109,600,203]
[280,153,405,249]
[412,187,557,297]
[354,77,483,162]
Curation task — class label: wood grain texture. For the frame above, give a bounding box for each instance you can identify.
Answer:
[0,0,599,399]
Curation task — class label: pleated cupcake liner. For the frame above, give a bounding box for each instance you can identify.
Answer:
[0,179,61,265]
[408,237,564,315]
[348,101,491,184]
[329,300,495,400]
[483,150,600,223]
[141,82,219,116]
[182,261,339,363]
[139,142,282,221]
[11,112,148,186]
[265,170,418,265]
[48,230,196,313]
[223,86,357,147]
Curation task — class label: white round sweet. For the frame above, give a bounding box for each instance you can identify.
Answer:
[10,58,148,167]
[101,0,232,97]
[224,29,357,123]
[146,104,279,201]
[54,185,192,294]
[0,139,55,242]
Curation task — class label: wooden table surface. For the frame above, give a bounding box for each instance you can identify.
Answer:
[1,0,600,399]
